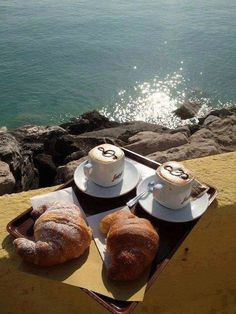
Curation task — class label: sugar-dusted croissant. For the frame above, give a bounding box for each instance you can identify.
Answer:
[100,210,159,281]
[14,202,92,267]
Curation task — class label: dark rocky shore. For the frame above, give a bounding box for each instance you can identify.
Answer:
[0,105,235,196]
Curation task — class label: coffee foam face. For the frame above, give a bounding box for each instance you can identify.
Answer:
[157,161,193,186]
[89,144,124,164]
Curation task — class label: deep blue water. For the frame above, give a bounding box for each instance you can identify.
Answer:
[0,0,235,129]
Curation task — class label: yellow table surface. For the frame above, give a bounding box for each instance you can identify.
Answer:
[0,152,236,314]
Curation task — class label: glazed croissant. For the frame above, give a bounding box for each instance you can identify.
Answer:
[100,210,159,281]
[14,202,92,267]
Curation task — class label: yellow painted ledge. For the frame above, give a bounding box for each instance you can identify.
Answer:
[135,152,236,314]
[0,152,236,313]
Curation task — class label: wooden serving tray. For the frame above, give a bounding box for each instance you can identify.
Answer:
[6,148,217,314]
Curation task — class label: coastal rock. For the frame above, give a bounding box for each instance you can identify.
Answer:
[59,121,169,160]
[48,134,80,162]
[80,121,169,143]
[64,150,86,163]
[0,133,39,192]
[55,157,87,184]
[124,132,188,155]
[207,115,236,151]
[174,101,202,120]
[34,154,56,187]
[170,125,191,137]
[148,140,220,163]
[81,110,120,129]
[11,125,67,143]
[189,123,202,135]
[203,115,221,126]
[0,133,22,174]
[60,118,91,135]
[198,107,236,126]
[60,110,119,135]
[205,107,236,119]
[52,134,107,164]
[11,125,67,156]
[190,128,215,143]
[20,151,39,191]
[0,161,15,195]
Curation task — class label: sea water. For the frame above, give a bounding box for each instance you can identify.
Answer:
[0,0,235,129]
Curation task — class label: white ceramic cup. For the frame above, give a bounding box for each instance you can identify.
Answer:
[152,161,194,209]
[83,144,125,187]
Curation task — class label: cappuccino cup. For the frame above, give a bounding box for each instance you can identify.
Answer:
[83,144,125,187]
[152,161,194,209]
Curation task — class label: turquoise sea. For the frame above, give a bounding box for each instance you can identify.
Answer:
[0,0,235,129]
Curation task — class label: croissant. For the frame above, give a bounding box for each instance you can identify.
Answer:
[13,202,92,267]
[99,209,136,235]
[100,210,159,281]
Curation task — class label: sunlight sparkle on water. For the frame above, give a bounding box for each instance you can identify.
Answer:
[101,72,212,129]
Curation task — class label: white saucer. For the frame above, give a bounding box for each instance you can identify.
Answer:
[74,159,140,198]
[137,175,209,223]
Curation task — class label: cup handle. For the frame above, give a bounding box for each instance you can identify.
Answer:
[153,183,164,191]
[83,162,93,179]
